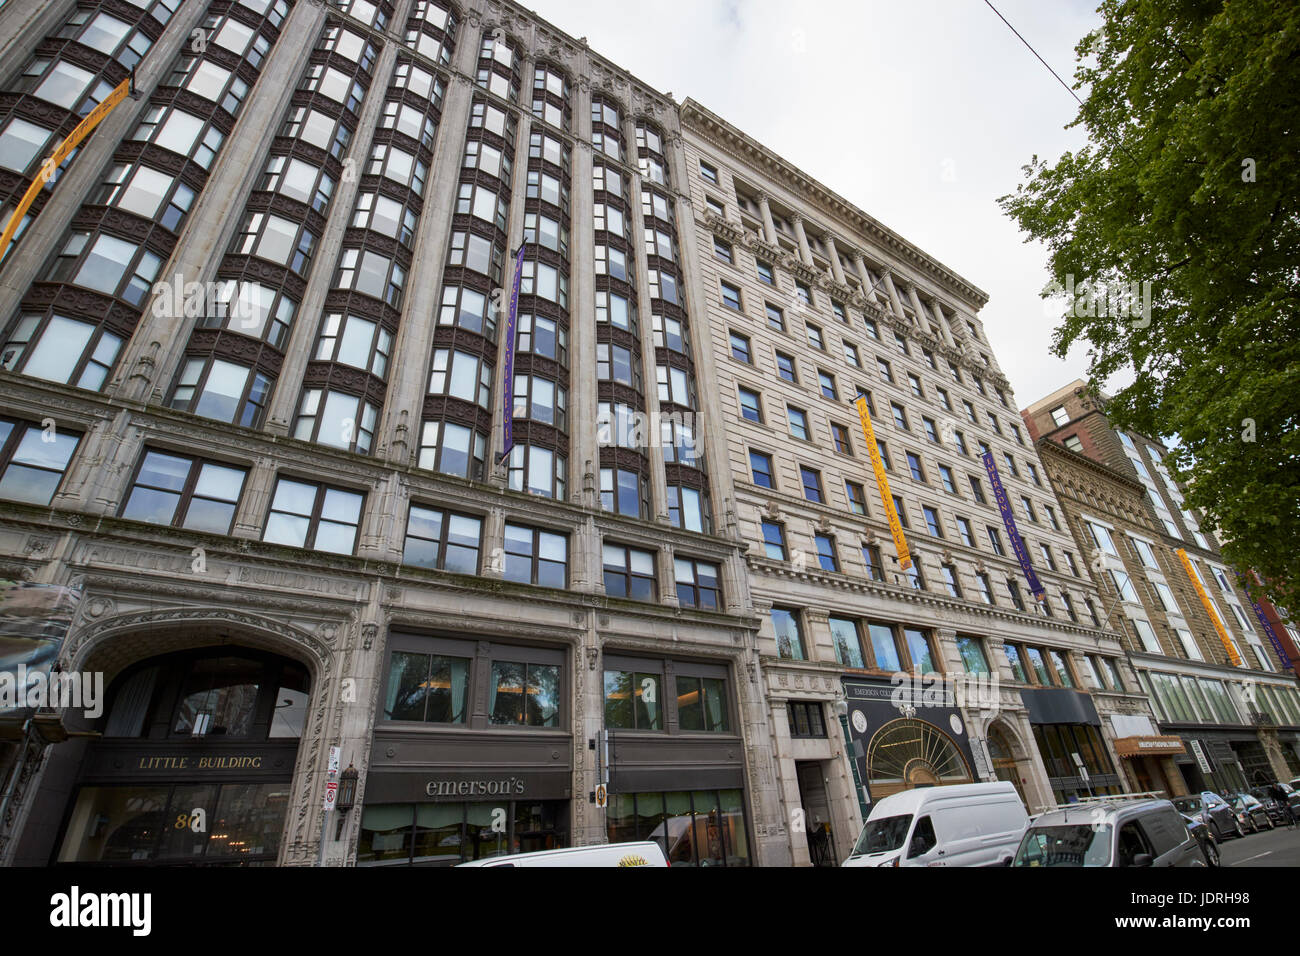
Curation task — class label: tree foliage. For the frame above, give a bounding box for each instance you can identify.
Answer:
[1000,0,1300,611]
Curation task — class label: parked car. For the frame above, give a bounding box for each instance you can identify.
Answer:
[1249,787,1293,827]
[1226,792,1275,832]
[1011,798,1204,867]
[1172,792,1243,841]
[455,841,669,867]
[843,781,1028,867]
[1180,812,1220,867]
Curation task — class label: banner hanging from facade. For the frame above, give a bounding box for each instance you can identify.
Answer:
[981,452,1045,602]
[1238,572,1292,669]
[853,396,910,571]
[497,243,528,464]
[1176,549,1242,667]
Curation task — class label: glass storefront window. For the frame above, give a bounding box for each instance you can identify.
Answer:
[359,801,569,866]
[608,789,750,866]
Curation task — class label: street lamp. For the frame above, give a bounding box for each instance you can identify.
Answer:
[833,695,871,823]
[335,763,359,839]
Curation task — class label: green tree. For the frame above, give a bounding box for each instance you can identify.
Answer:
[1000,0,1300,611]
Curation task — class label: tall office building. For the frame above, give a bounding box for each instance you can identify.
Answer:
[681,101,1157,866]
[0,0,784,867]
[1024,381,1300,791]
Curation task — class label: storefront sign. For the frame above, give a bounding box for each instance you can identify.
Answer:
[135,755,264,770]
[424,777,527,798]
[1112,735,1187,757]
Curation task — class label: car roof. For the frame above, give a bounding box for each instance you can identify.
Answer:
[1028,799,1175,827]
[867,781,1020,817]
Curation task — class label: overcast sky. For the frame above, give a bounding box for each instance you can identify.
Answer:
[525,0,1111,410]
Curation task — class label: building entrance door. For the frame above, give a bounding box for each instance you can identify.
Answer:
[795,761,834,867]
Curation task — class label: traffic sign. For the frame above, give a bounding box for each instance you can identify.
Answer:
[594,784,608,808]
[323,780,338,812]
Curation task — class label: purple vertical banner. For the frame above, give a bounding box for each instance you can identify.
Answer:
[497,243,528,464]
[982,451,1046,602]
[1237,572,1292,669]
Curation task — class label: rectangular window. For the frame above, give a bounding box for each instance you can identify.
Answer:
[489,660,560,727]
[262,478,364,555]
[788,701,828,738]
[845,481,867,516]
[941,565,961,598]
[756,260,774,285]
[675,558,721,610]
[503,523,568,588]
[738,387,762,423]
[861,544,884,582]
[720,281,742,311]
[800,466,824,503]
[761,521,787,561]
[765,302,784,331]
[0,418,81,505]
[402,505,482,574]
[957,637,989,675]
[976,573,994,605]
[121,450,247,534]
[750,451,774,488]
[676,675,730,732]
[956,516,974,547]
[384,650,469,724]
[923,506,943,537]
[907,452,926,482]
[729,332,751,363]
[604,670,663,730]
[787,406,810,440]
[814,533,839,572]
[831,423,852,455]
[771,607,804,660]
[603,544,656,601]
[775,351,797,383]
[987,526,1005,556]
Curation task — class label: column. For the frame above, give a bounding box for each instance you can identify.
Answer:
[791,214,813,267]
[883,272,906,321]
[824,234,846,287]
[930,300,958,348]
[756,193,777,245]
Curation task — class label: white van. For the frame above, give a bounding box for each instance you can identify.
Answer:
[455,841,669,867]
[842,781,1028,867]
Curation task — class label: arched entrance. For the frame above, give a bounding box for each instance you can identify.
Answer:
[52,645,311,866]
[867,718,973,800]
[987,723,1027,807]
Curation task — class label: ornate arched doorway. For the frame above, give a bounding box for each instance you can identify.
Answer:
[867,718,973,799]
[987,723,1027,807]
[52,645,311,866]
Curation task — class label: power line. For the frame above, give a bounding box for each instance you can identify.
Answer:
[982,0,1084,108]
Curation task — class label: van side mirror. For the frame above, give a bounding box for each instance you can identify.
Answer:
[1132,853,1153,868]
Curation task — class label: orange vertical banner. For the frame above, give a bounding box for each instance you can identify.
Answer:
[854,396,911,570]
[1176,548,1242,667]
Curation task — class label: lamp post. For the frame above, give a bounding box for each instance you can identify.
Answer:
[833,696,871,824]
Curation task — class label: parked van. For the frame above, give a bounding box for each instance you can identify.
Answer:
[455,841,669,867]
[842,781,1029,867]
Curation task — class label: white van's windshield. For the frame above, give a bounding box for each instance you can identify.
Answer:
[1013,824,1112,867]
[851,814,912,856]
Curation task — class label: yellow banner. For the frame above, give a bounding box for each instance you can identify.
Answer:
[854,396,911,571]
[1176,548,1242,667]
[0,75,131,262]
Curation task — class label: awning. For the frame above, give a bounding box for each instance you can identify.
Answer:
[1112,735,1187,758]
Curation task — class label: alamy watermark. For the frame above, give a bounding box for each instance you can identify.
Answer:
[0,665,103,718]
[1042,274,1153,328]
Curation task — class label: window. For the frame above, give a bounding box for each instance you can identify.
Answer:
[800,466,824,504]
[315,313,391,378]
[818,370,838,401]
[877,357,893,383]
[968,475,986,503]
[955,516,974,547]
[937,464,957,495]
[922,417,939,444]
[604,669,663,731]
[713,236,733,264]
[987,526,1005,556]
[892,495,909,528]
[1110,569,1139,603]
[293,389,379,454]
[750,451,774,488]
[845,481,867,515]
[795,281,812,305]
[402,505,481,574]
[907,373,923,398]
[603,544,656,601]
[761,521,787,560]
[729,332,752,364]
[941,565,962,598]
[0,419,81,505]
[0,116,53,175]
[699,160,719,184]
[975,573,994,605]
[923,506,943,538]
[907,452,926,483]
[96,163,197,230]
[765,302,785,331]
[788,702,828,738]
[964,400,977,424]
[599,468,648,519]
[507,444,566,499]
[867,622,902,671]
[876,439,892,470]
[953,430,969,456]
[385,650,469,724]
[675,675,731,733]
[416,417,487,480]
[169,357,271,428]
[675,558,721,610]
[806,325,824,351]
[843,341,861,367]
[262,478,364,554]
[829,618,865,668]
[259,155,335,214]
[503,523,567,588]
[864,318,879,340]
[892,332,908,356]
[666,484,710,534]
[787,406,810,441]
[775,351,797,383]
[489,660,560,727]
[1020,496,1037,523]
[935,387,951,412]
[1006,579,1025,611]
[771,608,804,660]
[831,423,852,456]
[1060,591,1078,622]
[720,281,742,311]
[814,534,839,572]
[121,451,247,534]
[1039,544,1057,571]
[1050,406,1070,427]
[1132,618,1160,653]
[756,260,775,285]
[656,365,695,409]
[1002,453,1019,478]
[233,212,318,275]
[45,232,163,306]
[903,562,925,591]
[2,313,122,391]
[861,544,884,582]
[987,412,1002,435]
[1064,435,1083,454]
[513,374,566,429]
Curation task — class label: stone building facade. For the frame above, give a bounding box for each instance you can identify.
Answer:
[0,0,786,867]
[680,100,1154,865]
[1025,383,1300,791]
